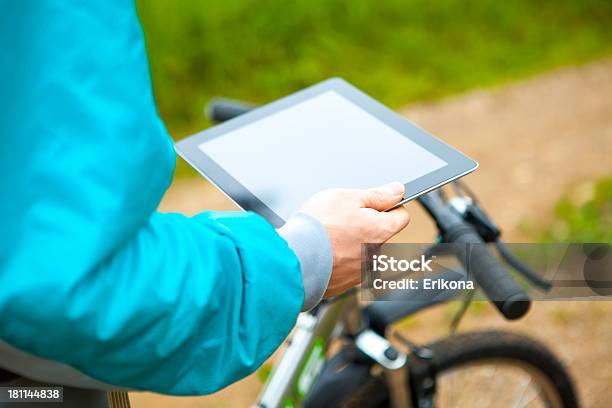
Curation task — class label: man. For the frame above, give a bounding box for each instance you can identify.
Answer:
[0,0,409,398]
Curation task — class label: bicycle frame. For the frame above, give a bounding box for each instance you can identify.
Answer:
[255,289,419,408]
[255,295,361,408]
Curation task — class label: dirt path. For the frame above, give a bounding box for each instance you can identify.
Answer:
[132,59,612,407]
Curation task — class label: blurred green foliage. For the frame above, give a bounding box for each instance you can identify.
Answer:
[541,177,612,242]
[137,0,612,143]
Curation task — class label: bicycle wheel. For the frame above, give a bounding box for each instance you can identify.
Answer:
[342,331,578,408]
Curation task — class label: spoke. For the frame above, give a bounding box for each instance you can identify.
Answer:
[474,365,500,408]
[511,375,533,408]
[437,363,553,408]
[475,364,497,407]
[436,360,550,408]
[519,387,542,408]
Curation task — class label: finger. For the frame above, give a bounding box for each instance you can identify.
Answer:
[359,182,405,211]
[378,206,410,240]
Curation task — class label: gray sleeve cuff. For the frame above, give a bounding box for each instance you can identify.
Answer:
[278,212,333,311]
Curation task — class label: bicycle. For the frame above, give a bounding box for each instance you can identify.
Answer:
[204,99,579,408]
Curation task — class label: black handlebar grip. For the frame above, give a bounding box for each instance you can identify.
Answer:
[449,228,531,320]
[207,98,254,123]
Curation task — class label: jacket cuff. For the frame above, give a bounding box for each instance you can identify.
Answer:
[278,212,333,311]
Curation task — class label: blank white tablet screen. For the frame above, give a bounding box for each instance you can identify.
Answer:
[199,91,447,221]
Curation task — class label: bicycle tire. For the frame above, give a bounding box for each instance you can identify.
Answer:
[342,330,578,408]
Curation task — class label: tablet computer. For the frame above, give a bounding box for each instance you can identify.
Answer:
[176,78,477,227]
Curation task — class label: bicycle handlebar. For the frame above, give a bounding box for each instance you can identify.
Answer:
[419,193,531,320]
[450,228,531,319]
[207,98,253,122]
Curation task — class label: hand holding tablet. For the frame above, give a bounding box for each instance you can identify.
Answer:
[176,78,477,228]
[298,182,410,297]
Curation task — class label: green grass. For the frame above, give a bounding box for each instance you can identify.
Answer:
[136,0,612,177]
[541,177,612,242]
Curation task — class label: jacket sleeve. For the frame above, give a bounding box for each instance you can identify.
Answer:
[4,211,304,395]
[0,0,304,395]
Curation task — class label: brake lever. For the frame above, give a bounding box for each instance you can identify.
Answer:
[449,197,500,242]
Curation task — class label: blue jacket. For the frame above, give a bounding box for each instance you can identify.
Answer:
[0,0,304,395]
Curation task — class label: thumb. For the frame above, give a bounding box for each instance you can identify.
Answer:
[359,182,405,211]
